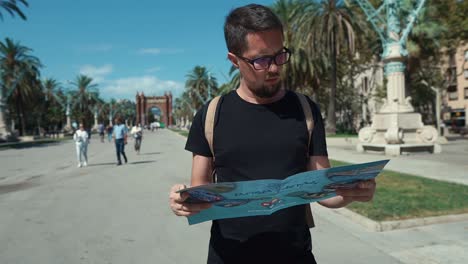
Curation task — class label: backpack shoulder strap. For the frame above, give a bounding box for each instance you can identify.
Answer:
[294,91,316,229]
[294,92,314,148]
[204,96,221,159]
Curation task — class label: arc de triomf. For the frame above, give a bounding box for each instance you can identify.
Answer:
[135,92,173,127]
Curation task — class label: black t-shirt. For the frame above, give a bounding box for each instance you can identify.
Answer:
[185,90,328,262]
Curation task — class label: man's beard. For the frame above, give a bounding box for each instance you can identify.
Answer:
[252,83,281,98]
[251,74,282,98]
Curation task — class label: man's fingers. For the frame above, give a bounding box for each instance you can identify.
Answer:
[170,184,188,202]
[335,180,376,202]
[358,179,376,189]
[336,188,373,197]
[170,184,212,216]
[181,202,212,212]
[171,202,212,216]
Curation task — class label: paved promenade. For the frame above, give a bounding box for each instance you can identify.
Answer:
[0,130,466,264]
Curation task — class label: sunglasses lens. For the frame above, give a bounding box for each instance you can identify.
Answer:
[275,51,289,65]
[253,57,272,70]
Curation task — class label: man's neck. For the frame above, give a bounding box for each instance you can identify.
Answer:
[236,85,285,105]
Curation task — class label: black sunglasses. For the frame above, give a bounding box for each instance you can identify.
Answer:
[236,47,291,70]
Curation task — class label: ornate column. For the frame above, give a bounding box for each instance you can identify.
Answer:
[93,108,98,130]
[0,95,8,139]
[65,101,72,132]
[355,0,440,155]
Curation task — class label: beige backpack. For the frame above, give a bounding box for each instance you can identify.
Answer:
[204,91,315,228]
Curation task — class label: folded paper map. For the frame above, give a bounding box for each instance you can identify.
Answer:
[177,159,389,225]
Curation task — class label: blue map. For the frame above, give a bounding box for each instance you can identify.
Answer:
[178,159,390,225]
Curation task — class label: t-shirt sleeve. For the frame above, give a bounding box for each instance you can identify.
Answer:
[185,105,212,157]
[307,97,328,156]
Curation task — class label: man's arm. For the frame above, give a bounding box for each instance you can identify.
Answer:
[307,155,331,171]
[308,156,377,209]
[169,154,213,216]
[190,154,214,186]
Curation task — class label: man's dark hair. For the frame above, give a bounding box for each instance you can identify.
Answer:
[224,4,283,56]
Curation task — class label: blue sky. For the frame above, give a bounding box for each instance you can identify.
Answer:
[2,0,275,101]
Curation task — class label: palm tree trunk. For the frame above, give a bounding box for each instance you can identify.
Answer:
[326,32,337,135]
[13,90,26,136]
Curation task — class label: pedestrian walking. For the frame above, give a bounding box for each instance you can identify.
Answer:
[98,123,105,143]
[73,123,89,168]
[113,117,128,165]
[169,4,376,263]
[106,124,113,142]
[130,123,143,154]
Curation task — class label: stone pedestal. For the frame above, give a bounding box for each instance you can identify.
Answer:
[93,112,98,131]
[0,114,7,139]
[63,115,72,133]
[357,112,441,156]
[0,98,9,140]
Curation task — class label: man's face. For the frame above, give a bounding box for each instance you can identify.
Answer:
[229,29,285,98]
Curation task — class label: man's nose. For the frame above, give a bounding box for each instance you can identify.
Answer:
[268,61,280,73]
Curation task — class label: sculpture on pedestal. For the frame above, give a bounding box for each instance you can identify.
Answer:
[354,0,440,155]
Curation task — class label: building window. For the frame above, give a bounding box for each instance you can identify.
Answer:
[448,91,458,101]
[465,69,468,79]
[465,88,468,99]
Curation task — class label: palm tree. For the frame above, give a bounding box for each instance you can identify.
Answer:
[69,74,99,129]
[296,0,357,134]
[42,78,61,102]
[42,78,65,131]
[185,66,218,111]
[100,99,118,126]
[0,37,42,136]
[0,0,28,20]
[271,0,327,102]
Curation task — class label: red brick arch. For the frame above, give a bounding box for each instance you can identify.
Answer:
[136,92,173,126]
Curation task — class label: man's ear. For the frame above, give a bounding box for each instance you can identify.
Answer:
[227,52,239,68]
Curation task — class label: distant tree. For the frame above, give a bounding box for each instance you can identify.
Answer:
[0,0,28,21]
[296,0,358,135]
[185,66,218,111]
[41,78,63,132]
[69,74,99,129]
[0,37,42,135]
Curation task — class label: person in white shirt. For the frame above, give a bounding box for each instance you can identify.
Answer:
[73,123,89,168]
[130,123,143,154]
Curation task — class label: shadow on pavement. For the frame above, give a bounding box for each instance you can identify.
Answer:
[140,152,161,155]
[0,174,43,195]
[87,162,118,167]
[128,160,157,165]
[0,141,63,150]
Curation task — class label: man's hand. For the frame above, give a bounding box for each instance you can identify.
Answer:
[335,179,377,203]
[169,184,212,217]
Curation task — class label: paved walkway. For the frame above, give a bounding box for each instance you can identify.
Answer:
[316,136,468,264]
[326,136,468,186]
[0,130,466,264]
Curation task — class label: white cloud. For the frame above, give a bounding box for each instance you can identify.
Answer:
[99,76,184,100]
[145,67,162,73]
[139,48,161,55]
[79,64,113,83]
[138,48,184,55]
